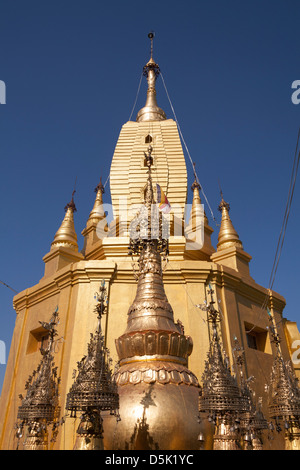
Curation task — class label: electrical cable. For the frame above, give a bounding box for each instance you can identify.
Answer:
[160,72,219,227]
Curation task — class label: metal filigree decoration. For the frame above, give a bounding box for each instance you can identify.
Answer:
[128,145,169,263]
[15,307,62,450]
[142,32,160,79]
[66,280,120,450]
[266,309,300,449]
[198,285,252,450]
[232,336,268,449]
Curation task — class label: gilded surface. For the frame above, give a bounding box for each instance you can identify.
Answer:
[104,146,202,450]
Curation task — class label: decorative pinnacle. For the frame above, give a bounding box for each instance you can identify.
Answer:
[136,31,166,122]
[143,31,160,79]
[191,162,201,191]
[94,280,108,332]
[267,308,282,351]
[94,176,105,195]
[218,188,230,213]
[38,306,60,354]
[65,189,77,213]
[148,31,154,60]
[206,284,221,324]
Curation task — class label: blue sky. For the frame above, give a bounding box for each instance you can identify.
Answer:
[0,0,299,393]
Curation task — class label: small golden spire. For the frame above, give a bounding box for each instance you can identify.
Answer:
[189,163,208,228]
[217,191,243,251]
[51,190,78,251]
[136,32,166,122]
[86,177,107,228]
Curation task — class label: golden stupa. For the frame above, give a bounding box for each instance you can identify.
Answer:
[1,34,300,451]
[104,145,203,450]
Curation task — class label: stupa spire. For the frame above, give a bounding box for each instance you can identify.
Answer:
[217,191,243,251]
[185,163,215,259]
[51,190,78,251]
[86,177,108,229]
[136,32,166,123]
[105,146,202,450]
[189,163,209,228]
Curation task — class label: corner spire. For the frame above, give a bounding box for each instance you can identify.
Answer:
[217,191,243,251]
[81,177,109,258]
[87,177,107,227]
[51,190,78,251]
[136,32,166,123]
[190,163,209,228]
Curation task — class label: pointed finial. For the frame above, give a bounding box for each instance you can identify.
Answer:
[95,176,105,195]
[148,31,154,60]
[51,183,79,251]
[217,189,243,251]
[218,181,230,213]
[65,178,77,212]
[83,176,108,238]
[191,162,201,191]
[136,32,166,122]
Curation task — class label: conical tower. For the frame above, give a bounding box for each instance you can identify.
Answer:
[81,178,108,259]
[103,145,203,450]
[43,190,84,277]
[185,164,215,259]
[217,194,243,251]
[51,192,78,251]
[211,192,252,277]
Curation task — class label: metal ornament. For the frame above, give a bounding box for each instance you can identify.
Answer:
[198,286,252,450]
[66,280,120,450]
[107,145,201,450]
[15,307,62,450]
[266,309,300,450]
[136,34,166,123]
[232,336,268,450]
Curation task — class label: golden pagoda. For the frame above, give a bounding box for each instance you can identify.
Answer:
[1,33,300,451]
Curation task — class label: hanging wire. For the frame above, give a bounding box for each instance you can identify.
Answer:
[160,72,219,227]
[0,280,18,294]
[245,128,300,334]
[103,172,110,190]
[128,72,143,122]
[268,128,300,292]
